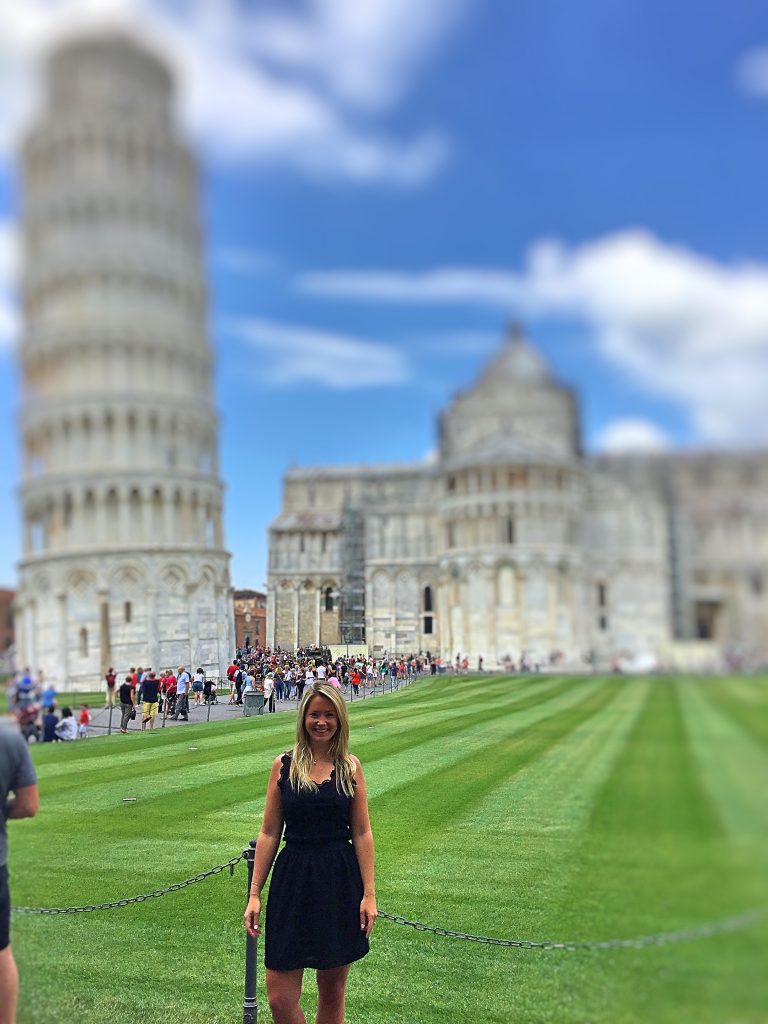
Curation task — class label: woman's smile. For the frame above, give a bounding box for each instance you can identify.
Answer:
[305,696,339,742]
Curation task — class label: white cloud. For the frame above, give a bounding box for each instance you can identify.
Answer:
[0,221,19,350]
[0,0,464,184]
[246,0,470,114]
[596,419,670,454]
[225,317,410,389]
[298,229,768,445]
[735,45,768,97]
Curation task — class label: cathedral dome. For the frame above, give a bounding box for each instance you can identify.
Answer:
[476,323,552,385]
[438,325,581,461]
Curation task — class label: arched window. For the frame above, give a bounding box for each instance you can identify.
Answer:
[423,586,433,612]
[124,601,132,624]
[106,489,119,534]
[505,516,515,544]
[324,587,334,612]
[129,488,142,537]
[79,627,88,658]
[152,487,163,536]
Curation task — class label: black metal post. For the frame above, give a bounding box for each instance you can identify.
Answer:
[107,705,114,736]
[243,838,258,1024]
[207,699,212,723]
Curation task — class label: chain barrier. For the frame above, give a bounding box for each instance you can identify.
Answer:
[14,853,765,951]
[377,907,766,951]
[14,853,245,915]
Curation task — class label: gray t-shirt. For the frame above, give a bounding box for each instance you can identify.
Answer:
[0,719,38,866]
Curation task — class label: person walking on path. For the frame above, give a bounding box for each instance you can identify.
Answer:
[244,682,376,1024]
[192,667,205,706]
[172,667,191,721]
[118,677,135,733]
[139,671,160,731]
[264,673,276,713]
[104,667,117,708]
[0,716,39,1024]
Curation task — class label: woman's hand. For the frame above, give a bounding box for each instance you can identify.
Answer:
[359,895,377,938]
[244,895,262,938]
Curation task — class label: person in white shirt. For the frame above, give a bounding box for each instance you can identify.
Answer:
[316,663,326,680]
[54,708,78,741]
[172,666,191,721]
[263,674,275,713]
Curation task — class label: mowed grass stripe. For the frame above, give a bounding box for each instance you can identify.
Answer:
[371,681,650,1024]
[548,677,740,932]
[24,679,612,904]
[693,677,768,749]
[508,677,760,1024]
[422,678,652,933]
[212,677,611,845]
[374,677,623,872]
[20,679,560,889]
[349,678,628,1024]
[37,676,571,812]
[30,675,535,789]
[355,674,586,765]
[678,679,768,848]
[192,678,583,836]
[358,676,609,809]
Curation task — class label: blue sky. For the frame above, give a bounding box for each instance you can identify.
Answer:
[0,0,767,590]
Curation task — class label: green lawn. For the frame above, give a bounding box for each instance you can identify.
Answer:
[9,674,768,1023]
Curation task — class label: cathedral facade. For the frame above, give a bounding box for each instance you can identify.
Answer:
[15,35,234,686]
[267,329,768,666]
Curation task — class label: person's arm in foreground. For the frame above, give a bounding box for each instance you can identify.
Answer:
[243,756,284,937]
[350,755,377,937]
[6,783,39,820]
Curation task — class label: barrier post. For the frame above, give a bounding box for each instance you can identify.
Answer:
[243,838,259,1024]
[107,705,114,736]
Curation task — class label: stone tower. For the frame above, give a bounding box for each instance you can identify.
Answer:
[15,34,234,687]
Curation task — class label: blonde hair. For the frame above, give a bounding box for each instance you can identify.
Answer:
[289,683,356,798]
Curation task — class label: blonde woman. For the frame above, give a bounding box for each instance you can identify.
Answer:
[244,682,376,1024]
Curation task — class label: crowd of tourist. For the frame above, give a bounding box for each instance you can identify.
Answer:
[223,646,429,711]
[5,647,440,741]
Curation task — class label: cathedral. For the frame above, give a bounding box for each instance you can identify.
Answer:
[267,328,768,667]
[15,35,234,686]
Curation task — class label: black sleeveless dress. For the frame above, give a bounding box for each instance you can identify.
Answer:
[264,753,370,971]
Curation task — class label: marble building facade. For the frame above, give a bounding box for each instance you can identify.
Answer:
[15,35,234,686]
[268,329,768,666]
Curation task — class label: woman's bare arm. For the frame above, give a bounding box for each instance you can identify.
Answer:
[350,754,377,937]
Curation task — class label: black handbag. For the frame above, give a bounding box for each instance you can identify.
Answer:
[130,708,136,720]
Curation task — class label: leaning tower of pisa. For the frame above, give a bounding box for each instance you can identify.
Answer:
[15,33,234,687]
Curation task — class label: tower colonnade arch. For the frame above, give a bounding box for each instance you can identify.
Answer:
[21,399,219,478]
[22,477,224,555]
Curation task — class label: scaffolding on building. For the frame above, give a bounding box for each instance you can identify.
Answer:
[338,506,366,646]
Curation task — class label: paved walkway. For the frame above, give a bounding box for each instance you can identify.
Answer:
[85,679,418,737]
